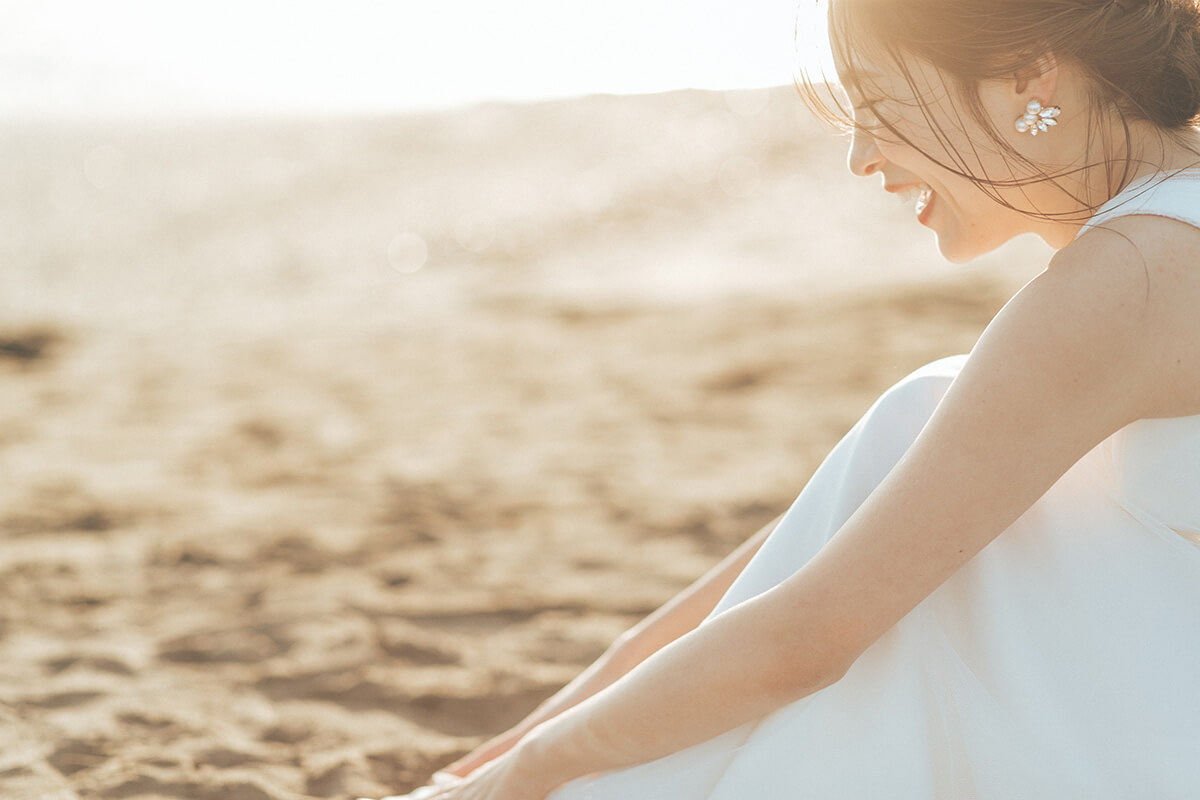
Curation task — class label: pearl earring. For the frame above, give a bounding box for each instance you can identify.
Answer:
[1014,99,1060,136]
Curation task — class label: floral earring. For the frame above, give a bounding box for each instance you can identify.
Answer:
[1015,99,1060,136]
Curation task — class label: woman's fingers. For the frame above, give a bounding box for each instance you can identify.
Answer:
[422,774,468,798]
[440,755,477,777]
[368,745,534,800]
[362,772,465,800]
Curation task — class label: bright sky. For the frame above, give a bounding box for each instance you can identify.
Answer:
[0,0,830,118]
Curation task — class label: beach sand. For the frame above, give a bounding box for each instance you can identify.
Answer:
[0,87,1050,799]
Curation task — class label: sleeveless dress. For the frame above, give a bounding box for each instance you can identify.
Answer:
[544,170,1200,800]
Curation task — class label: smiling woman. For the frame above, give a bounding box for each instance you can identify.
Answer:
[800,0,1200,260]
[369,0,1200,798]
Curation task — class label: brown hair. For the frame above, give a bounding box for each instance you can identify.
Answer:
[798,0,1200,218]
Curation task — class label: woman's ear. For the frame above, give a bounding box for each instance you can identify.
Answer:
[1013,52,1059,103]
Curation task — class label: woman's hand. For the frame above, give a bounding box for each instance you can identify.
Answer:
[440,727,526,778]
[372,742,563,800]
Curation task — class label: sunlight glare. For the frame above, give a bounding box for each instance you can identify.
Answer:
[2,0,833,117]
[388,233,429,274]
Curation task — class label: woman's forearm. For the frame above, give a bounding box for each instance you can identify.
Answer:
[446,515,780,777]
[608,514,779,669]
[521,517,776,721]
[521,582,847,791]
[521,515,778,722]
[480,650,625,745]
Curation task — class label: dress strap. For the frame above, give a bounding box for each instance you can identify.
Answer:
[1076,169,1200,239]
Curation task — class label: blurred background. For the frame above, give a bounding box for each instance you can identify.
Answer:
[0,3,1049,798]
[3,0,810,118]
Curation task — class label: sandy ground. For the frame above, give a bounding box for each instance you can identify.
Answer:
[0,87,1051,799]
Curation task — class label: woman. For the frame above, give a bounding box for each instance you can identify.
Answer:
[380,0,1200,796]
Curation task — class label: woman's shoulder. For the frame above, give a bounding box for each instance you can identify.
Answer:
[1064,206,1200,290]
[1012,214,1200,418]
[1077,207,1200,261]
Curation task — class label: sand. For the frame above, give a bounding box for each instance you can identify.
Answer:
[0,87,1051,799]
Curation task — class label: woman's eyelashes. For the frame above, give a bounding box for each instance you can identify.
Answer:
[852,101,900,136]
[850,100,879,125]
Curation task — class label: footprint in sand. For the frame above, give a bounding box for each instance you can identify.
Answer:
[0,327,64,366]
[21,690,106,710]
[96,775,286,800]
[157,624,293,664]
[42,655,136,676]
[47,738,109,776]
[254,667,559,737]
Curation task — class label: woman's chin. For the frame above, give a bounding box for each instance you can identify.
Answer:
[932,227,1008,264]
[933,233,978,264]
[941,249,977,265]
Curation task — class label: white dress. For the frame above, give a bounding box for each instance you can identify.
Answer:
[547,170,1200,800]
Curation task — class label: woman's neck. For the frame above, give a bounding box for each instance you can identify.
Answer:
[1034,123,1200,248]
[1117,123,1200,186]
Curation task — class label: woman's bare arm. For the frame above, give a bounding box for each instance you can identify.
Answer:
[440,514,781,777]
[609,512,783,669]
[501,234,1183,794]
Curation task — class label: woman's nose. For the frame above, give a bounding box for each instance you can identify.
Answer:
[847,130,884,177]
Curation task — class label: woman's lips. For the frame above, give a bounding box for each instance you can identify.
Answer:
[883,183,936,224]
[886,183,934,217]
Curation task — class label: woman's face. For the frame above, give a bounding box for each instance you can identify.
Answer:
[837,51,1050,262]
